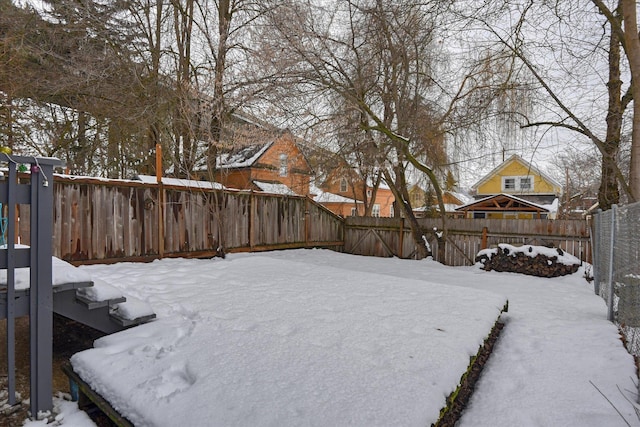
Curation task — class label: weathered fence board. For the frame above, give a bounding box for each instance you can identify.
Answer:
[9,175,591,267]
[344,217,591,266]
[7,177,344,263]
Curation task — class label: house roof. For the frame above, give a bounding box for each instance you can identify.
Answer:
[135,174,224,190]
[414,204,461,213]
[216,141,274,169]
[311,185,363,204]
[456,193,550,212]
[253,180,297,196]
[447,191,472,205]
[471,154,562,192]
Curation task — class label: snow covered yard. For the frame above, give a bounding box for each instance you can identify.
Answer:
[67,253,505,426]
[24,249,639,426]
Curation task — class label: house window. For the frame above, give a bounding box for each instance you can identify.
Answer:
[340,178,348,193]
[279,154,288,176]
[502,176,534,192]
[372,204,381,217]
[503,177,516,190]
[350,207,357,216]
[389,204,394,218]
[473,212,486,219]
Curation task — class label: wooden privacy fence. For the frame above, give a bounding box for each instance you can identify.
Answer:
[10,175,590,267]
[14,176,344,263]
[344,217,591,266]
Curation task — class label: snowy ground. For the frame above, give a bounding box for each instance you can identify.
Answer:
[24,249,640,426]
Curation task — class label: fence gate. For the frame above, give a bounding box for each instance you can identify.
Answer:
[1,154,61,419]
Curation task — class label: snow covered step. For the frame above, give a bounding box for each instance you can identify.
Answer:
[108,297,156,328]
[75,294,126,310]
[109,311,157,328]
[53,280,156,334]
[1,281,93,319]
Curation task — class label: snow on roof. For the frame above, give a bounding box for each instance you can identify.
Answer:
[135,175,224,190]
[310,185,363,204]
[253,181,297,196]
[540,198,559,213]
[448,191,472,205]
[217,141,273,169]
[414,203,464,213]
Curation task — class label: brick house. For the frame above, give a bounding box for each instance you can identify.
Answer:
[213,130,314,196]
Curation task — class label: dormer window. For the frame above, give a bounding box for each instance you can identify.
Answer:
[502,175,534,192]
[279,154,288,176]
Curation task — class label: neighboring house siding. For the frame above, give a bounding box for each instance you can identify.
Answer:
[220,169,252,190]
[214,132,312,196]
[373,188,395,217]
[464,155,562,219]
[323,202,364,217]
[318,170,395,217]
[476,158,561,196]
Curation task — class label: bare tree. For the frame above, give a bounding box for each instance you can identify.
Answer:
[260,0,517,260]
[466,0,640,209]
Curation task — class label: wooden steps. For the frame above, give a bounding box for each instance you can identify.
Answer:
[1,281,156,334]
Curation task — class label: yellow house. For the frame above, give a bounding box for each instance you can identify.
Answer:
[459,154,562,219]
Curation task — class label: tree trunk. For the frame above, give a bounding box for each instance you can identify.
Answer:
[601,6,623,210]
[621,0,640,202]
[207,0,231,179]
[382,169,430,259]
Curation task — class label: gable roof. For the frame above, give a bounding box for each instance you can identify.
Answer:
[456,193,549,212]
[216,141,274,169]
[472,154,562,192]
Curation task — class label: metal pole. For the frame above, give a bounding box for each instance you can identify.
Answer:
[29,162,54,418]
[607,205,617,322]
[6,162,17,406]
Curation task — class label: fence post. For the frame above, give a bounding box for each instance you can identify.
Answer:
[156,144,164,259]
[249,191,255,250]
[592,211,600,295]
[481,226,488,249]
[398,217,404,258]
[607,205,617,322]
[305,197,310,246]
